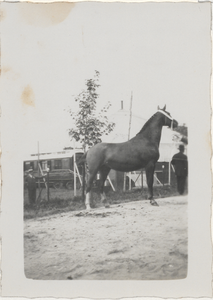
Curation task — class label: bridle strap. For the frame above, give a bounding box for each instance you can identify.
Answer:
[158,109,173,120]
[158,109,174,130]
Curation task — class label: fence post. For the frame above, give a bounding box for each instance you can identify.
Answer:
[74,148,76,197]
[82,162,85,201]
[162,164,165,186]
[141,169,143,191]
[47,169,50,202]
[168,161,171,185]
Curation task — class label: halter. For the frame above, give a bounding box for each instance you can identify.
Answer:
[158,109,174,130]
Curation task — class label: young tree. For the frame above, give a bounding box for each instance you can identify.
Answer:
[68,71,115,152]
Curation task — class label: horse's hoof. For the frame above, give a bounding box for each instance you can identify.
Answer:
[104,204,110,208]
[150,200,159,206]
[86,205,91,210]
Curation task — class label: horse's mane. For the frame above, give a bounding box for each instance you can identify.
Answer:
[136,112,158,135]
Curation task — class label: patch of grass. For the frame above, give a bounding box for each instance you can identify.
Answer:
[105,185,179,205]
[24,197,85,219]
[24,184,182,220]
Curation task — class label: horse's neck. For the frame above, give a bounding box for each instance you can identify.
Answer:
[139,116,164,145]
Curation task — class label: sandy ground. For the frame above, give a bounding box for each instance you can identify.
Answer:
[24,195,187,280]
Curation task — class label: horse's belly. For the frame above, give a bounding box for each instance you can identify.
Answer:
[102,142,159,172]
[105,158,145,172]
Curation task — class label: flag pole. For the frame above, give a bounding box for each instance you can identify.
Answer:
[123,92,133,191]
[128,91,133,140]
[128,92,133,190]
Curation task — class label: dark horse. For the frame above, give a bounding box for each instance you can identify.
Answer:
[79,106,178,210]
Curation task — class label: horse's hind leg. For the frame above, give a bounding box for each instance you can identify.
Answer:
[85,171,97,210]
[99,165,111,208]
[145,161,159,206]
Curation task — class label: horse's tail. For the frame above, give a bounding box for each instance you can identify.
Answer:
[77,152,87,165]
[77,152,87,200]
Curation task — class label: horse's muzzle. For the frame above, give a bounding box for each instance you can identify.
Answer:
[168,119,178,129]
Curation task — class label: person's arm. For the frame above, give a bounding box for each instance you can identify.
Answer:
[171,156,176,166]
[185,158,188,176]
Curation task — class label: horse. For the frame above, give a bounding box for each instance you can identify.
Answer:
[79,105,178,210]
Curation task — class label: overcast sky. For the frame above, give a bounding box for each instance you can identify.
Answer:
[1,2,211,155]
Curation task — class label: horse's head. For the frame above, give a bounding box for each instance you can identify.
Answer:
[157,105,178,129]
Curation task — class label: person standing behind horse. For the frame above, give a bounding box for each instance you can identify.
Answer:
[171,144,188,195]
[26,168,37,205]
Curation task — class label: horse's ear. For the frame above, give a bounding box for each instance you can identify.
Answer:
[162,105,166,111]
[157,105,160,110]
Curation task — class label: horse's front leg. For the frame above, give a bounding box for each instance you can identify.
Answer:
[85,191,91,210]
[145,161,159,206]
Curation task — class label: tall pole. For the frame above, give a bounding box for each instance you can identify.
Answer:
[128,91,133,140]
[128,92,133,190]
[124,92,133,191]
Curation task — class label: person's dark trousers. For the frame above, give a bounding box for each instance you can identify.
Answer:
[176,176,186,195]
[28,188,36,205]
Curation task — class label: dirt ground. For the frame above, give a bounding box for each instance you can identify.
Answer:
[24,195,188,280]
